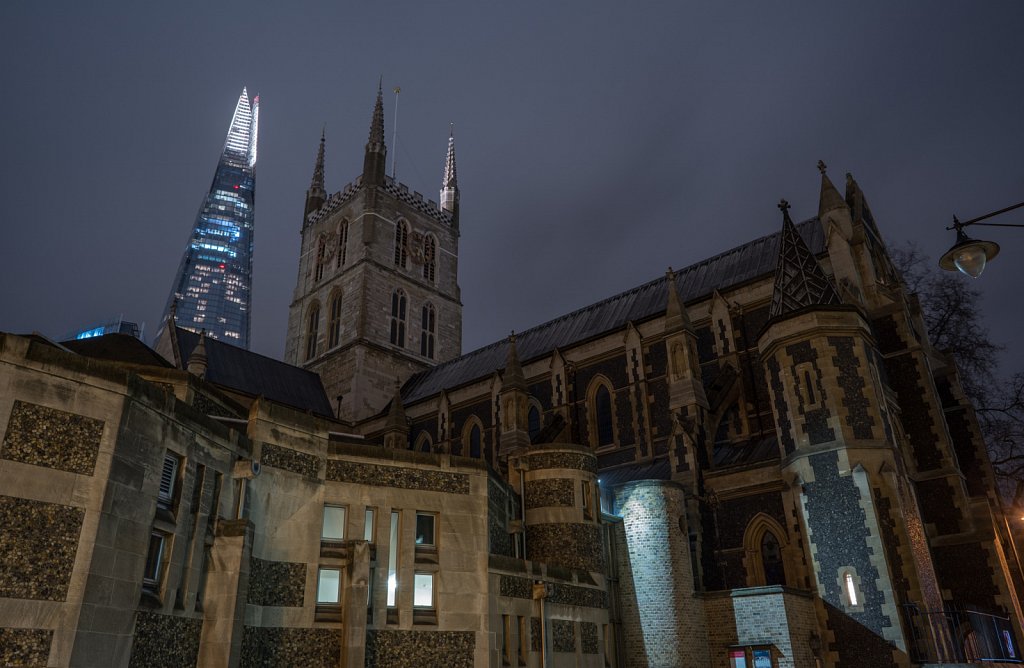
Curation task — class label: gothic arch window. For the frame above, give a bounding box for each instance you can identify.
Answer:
[327,292,343,349]
[422,235,437,283]
[420,303,436,359]
[742,513,790,587]
[394,220,409,268]
[314,235,327,282]
[414,432,433,453]
[305,303,320,361]
[587,377,616,448]
[337,220,348,269]
[528,403,542,441]
[390,289,407,347]
[463,418,484,459]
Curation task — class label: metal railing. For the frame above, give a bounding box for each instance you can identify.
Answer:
[901,602,1022,663]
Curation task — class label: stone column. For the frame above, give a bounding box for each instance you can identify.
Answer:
[197,518,253,667]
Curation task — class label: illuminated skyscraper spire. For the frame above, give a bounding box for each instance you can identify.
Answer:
[156,88,258,350]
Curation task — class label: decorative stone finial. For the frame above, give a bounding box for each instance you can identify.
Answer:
[817,159,827,174]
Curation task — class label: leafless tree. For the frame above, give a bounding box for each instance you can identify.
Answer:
[892,244,1024,497]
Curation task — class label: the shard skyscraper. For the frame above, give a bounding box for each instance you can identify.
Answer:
[159,88,259,348]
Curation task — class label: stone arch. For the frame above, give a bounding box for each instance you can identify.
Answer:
[742,512,795,587]
[413,431,433,453]
[462,415,485,459]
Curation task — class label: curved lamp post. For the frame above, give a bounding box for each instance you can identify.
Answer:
[939,201,1024,278]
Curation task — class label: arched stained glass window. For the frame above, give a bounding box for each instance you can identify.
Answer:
[337,220,348,268]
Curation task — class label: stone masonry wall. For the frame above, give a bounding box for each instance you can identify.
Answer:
[0,494,85,601]
[247,557,305,607]
[128,613,203,668]
[0,627,52,667]
[239,627,341,667]
[2,400,103,475]
[326,459,469,494]
[703,589,818,668]
[365,629,474,668]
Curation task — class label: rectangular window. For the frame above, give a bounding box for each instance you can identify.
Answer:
[582,480,593,520]
[729,650,748,668]
[364,508,375,542]
[322,505,346,541]
[415,513,435,546]
[387,511,399,607]
[413,572,434,608]
[317,568,341,604]
[143,531,166,588]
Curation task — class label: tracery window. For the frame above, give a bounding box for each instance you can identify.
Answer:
[420,303,436,359]
[337,220,348,268]
[389,289,407,347]
[328,293,343,349]
[422,235,436,282]
[394,220,409,268]
[305,304,320,360]
[761,531,786,586]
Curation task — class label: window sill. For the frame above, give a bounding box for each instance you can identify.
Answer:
[314,605,343,623]
[413,608,437,625]
[414,546,438,565]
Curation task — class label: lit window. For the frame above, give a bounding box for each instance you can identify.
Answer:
[305,304,320,360]
[328,293,343,348]
[322,505,346,541]
[317,568,341,604]
[390,289,406,347]
[422,235,436,282]
[415,513,435,546]
[413,572,434,608]
[387,511,400,607]
[394,221,409,268]
[845,572,858,606]
[364,508,375,543]
[420,303,435,359]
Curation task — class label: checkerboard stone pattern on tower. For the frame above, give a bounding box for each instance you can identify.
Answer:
[2,400,103,474]
[0,495,85,601]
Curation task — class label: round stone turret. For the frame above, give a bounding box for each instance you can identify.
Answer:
[521,443,602,572]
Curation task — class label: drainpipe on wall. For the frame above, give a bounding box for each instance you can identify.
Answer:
[533,582,550,668]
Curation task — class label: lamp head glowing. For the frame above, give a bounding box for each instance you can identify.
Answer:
[939,222,1000,278]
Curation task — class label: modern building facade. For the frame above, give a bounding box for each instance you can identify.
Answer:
[158,88,259,348]
[1,91,1021,668]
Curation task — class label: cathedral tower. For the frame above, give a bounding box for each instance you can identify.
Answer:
[284,87,462,421]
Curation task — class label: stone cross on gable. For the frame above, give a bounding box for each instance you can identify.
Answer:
[778,199,790,213]
[817,159,827,174]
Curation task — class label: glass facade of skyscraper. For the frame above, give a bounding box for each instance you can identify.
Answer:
[159,88,259,348]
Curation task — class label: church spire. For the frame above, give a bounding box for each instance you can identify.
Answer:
[440,124,460,225]
[362,81,387,186]
[816,160,847,221]
[304,129,327,218]
[769,199,840,319]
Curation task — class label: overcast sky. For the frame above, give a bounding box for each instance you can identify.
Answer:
[2,2,1022,375]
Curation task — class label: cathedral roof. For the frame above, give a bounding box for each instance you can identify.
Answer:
[402,218,825,404]
[172,327,334,417]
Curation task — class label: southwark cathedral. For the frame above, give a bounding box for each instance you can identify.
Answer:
[0,88,1021,668]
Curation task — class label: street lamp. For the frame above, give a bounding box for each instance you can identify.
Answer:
[939,201,1024,278]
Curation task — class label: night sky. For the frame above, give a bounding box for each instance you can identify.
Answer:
[2,2,1022,375]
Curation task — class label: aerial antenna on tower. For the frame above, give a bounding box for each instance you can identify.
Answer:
[390,86,401,179]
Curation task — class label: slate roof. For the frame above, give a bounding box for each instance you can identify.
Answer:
[62,334,174,368]
[402,218,825,405]
[173,328,334,417]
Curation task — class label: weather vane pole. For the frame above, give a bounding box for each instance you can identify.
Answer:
[391,86,401,179]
